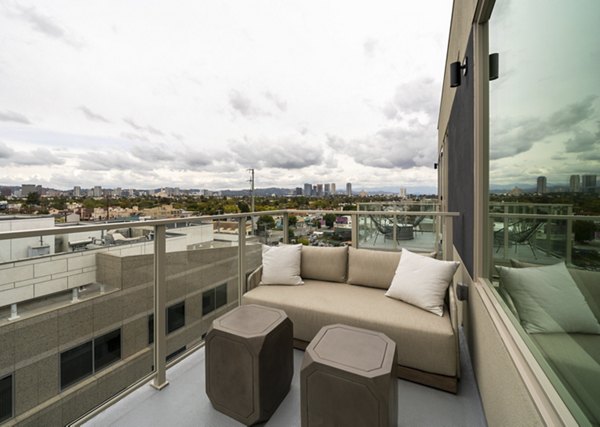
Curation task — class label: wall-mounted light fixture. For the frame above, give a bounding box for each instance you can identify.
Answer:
[489,53,499,81]
[450,56,468,87]
[433,162,438,169]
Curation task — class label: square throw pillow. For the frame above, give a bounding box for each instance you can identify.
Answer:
[385,249,459,316]
[260,244,304,286]
[498,263,600,334]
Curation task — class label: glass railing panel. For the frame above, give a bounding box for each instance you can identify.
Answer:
[357,213,439,254]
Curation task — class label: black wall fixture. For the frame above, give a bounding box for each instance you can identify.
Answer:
[489,53,499,80]
[450,57,468,87]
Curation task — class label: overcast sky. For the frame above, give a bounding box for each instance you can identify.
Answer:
[0,1,451,192]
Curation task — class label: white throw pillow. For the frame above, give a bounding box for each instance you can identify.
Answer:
[385,249,459,316]
[499,263,600,334]
[260,244,304,286]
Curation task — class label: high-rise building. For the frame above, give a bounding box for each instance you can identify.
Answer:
[569,175,581,193]
[304,183,312,196]
[346,182,352,196]
[316,184,323,197]
[331,183,336,195]
[324,183,331,196]
[536,176,547,194]
[399,187,407,198]
[74,186,81,197]
[21,184,37,196]
[295,187,302,196]
[93,186,102,198]
[582,174,597,193]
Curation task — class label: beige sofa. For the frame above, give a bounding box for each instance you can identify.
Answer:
[242,246,460,393]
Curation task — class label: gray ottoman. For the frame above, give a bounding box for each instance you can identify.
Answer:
[205,304,293,426]
[301,324,398,427]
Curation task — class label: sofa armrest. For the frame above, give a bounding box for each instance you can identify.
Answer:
[246,265,263,293]
[448,281,460,378]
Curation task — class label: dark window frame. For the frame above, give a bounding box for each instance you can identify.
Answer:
[202,283,228,316]
[94,328,122,372]
[60,340,94,390]
[167,301,185,334]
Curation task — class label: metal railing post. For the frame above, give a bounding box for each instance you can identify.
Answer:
[152,224,169,391]
[351,213,359,248]
[503,206,509,259]
[566,206,573,265]
[444,215,453,261]
[238,217,247,303]
[283,212,289,244]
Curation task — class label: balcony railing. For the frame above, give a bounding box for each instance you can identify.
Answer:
[0,209,458,426]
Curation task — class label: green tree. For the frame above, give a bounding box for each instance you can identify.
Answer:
[257,215,275,229]
[323,213,337,228]
[288,215,298,227]
[26,192,41,206]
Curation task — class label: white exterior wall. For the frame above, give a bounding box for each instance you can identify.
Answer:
[0,217,56,263]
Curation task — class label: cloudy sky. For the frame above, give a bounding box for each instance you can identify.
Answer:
[0,1,451,192]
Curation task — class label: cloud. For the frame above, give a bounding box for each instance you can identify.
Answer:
[229,90,268,117]
[121,132,150,142]
[328,122,436,169]
[491,96,597,160]
[78,106,110,123]
[383,78,439,121]
[130,144,175,162]
[0,142,63,166]
[77,151,141,172]
[12,4,81,47]
[229,135,323,169]
[0,110,31,124]
[264,91,287,112]
[123,118,164,136]
[363,38,378,58]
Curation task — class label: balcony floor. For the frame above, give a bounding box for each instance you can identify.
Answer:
[85,328,487,427]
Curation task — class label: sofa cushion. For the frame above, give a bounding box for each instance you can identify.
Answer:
[242,280,457,377]
[499,263,600,334]
[301,246,347,283]
[347,248,401,289]
[385,249,459,316]
[260,244,303,286]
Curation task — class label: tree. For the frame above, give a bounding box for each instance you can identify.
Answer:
[323,213,337,228]
[288,215,298,227]
[257,215,275,230]
[26,192,41,206]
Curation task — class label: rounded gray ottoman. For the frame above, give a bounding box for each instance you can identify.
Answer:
[206,304,293,426]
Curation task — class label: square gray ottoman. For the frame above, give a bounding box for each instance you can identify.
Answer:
[206,304,293,426]
[301,324,398,427]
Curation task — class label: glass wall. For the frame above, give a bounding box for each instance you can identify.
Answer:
[489,1,600,424]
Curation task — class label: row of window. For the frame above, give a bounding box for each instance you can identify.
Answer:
[61,328,122,390]
[1,286,229,422]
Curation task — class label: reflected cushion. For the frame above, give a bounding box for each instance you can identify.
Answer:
[499,263,600,334]
[385,249,459,316]
[260,244,304,286]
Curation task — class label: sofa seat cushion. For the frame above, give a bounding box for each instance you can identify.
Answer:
[532,334,600,424]
[242,280,457,377]
[301,246,348,282]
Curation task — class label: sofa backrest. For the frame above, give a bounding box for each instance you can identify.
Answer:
[301,246,348,283]
[347,247,401,289]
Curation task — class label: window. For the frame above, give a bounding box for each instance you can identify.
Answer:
[94,329,121,372]
[0,375,12,423]
[148,314,154,345]
[215,283,227,309]
[202,283,227,316]
[167,302,185,333]
[202,289,215,315]
[60,341,93,390]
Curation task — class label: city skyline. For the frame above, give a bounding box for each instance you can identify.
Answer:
[0,1,451,191]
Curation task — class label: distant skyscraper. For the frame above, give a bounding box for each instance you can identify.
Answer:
[73,186,81,197]
[295,187,302,196]
[331,183,336,195]
[324,183,331,196]
[346,182,352,196]
[582,175,597,193]
[399,187,407,198]
[303,183,312,196]
[569,175,581,193]
[536,176,547,194]
[93,186,102,198]
[316,184,323,197]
